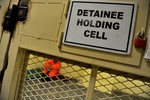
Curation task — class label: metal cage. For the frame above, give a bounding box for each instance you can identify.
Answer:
[17,51,150,100]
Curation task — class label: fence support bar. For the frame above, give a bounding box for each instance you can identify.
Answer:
[86,65,99,100]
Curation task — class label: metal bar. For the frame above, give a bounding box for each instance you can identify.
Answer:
[86,66,98,100]
[0,31,11,89]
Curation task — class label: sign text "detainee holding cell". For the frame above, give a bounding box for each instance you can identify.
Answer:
[76,9,124,40]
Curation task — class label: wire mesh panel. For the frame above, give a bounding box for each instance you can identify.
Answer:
[19,51,150,100]
[20,52,91,100]
[93,68,150,100]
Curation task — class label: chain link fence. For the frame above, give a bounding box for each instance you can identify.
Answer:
[19,51,150,100]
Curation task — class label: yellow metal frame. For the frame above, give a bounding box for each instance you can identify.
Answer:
[0,0,150,99]
[18,0,150,77]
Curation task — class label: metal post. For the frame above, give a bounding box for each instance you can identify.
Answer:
[86,65,98,100]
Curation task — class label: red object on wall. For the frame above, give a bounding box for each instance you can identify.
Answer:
[134,38,147,49]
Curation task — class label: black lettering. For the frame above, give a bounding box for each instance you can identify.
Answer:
[93,10,99,17]
[88,10,95,17]
[113,22,120,30]
[117,12,124,19]
[103,11,111,18]
[77,9,83,16]
[111,11,117,19]
[96,31,101,39]
[90,31,96,38]
[105,22,112,29]
[102,32,107,40]
[95,21,101,28]
[101,21,105,28]
[83,9,88,16]
[77,9,124,20]
[90,20,95,27]
[77,19,120,30]
[83,20,89,26]
[84,30,90,37]
[99,10,104,17]
[77,19,83,26]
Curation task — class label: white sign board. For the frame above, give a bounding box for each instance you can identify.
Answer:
[63,0,137,55]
